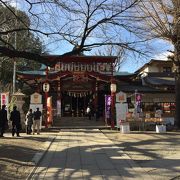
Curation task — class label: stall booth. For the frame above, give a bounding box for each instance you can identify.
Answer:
[125,92,175,130]
[114,75,175,131]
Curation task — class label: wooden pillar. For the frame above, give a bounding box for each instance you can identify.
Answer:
[45,67,49,128]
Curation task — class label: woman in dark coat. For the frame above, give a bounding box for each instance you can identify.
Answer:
[10,106,21,137]
[0,105,8,137]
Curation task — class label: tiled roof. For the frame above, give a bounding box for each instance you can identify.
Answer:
[117,84,163,93]
[144,76,175,86]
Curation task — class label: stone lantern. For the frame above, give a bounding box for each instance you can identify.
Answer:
[11,89,25,128]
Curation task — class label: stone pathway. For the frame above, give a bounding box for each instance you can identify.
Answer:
[30,129,151,180]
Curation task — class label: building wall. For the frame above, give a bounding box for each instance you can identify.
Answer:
[148,66,160,73]
[139,61,174,74]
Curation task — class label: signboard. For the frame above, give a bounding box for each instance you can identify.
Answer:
[155,109,162,118]
[73,73,88,83]
[116,91,127,103]
[0,92,9,108]
[30,93,42,104]
[55,62,112,74]
[115,103,128,128]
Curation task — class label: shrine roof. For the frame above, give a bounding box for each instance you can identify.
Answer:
[114,71,134,76]
[143,76,175,86]
[40,55,116,66]
[117,84,172,93]
[17,70,46,76]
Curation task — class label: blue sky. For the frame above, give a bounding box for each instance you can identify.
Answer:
[120,40,173,73]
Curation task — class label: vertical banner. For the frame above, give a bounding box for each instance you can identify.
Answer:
[1,92,9,119]
[57,99,61,117]
[1,92,9,108]
[105,95,111,124]
[135,93,142,113]
[47,97,53,125]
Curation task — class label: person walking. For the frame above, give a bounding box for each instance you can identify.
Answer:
[25,109,33,134]
[86,105,91,120]
[0,105,8,137]
[10,106,21,137]
[33,108,42,135]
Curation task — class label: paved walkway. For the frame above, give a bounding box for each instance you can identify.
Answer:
[30,129,151,180]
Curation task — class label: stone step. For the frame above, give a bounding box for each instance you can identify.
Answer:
[53,116,106,127]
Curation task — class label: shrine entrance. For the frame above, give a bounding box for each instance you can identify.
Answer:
[17,55,116,126]
[61,91,92,117]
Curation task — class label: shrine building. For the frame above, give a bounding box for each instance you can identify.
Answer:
[17,55,117,124]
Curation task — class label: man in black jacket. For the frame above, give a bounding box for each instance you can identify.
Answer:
[33,108,42,135]
[10,106,21,137]
[0,105,8,137]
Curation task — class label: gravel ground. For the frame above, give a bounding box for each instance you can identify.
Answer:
[0,131,57,180]
[101,130,180,180]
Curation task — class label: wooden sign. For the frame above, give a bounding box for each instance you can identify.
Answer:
[30,93,42,104]
[116,91,127,103]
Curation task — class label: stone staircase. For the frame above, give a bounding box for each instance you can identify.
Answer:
[52,116,107,128]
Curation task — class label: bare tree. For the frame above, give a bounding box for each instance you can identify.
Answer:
[0,0,151,66]
[131,0,180,127]
[96,45,126,71]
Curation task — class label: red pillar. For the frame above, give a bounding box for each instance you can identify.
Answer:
[45,91,48,128]
[45,67,49,128]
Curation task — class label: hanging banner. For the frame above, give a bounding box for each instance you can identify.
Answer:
[1,92,9,108]
[105,95,111,120]
[47,97,53,125]
[135,93,142,113]
[57,99,61,117]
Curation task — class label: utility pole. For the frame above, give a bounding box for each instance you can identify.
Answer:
[12,60,16,94]
[12,0,17,94]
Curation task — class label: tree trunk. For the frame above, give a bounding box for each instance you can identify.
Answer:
[173,0,180,128]
[174,44,180,128]
[175,74,180,128]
